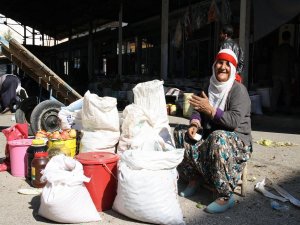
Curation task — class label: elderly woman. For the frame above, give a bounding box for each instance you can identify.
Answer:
[176,49,252,213]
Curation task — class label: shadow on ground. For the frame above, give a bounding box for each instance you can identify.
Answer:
[177,171,300,225]
[251,113,300,134]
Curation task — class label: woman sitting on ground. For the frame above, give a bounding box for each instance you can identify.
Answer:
[176,49,252,213]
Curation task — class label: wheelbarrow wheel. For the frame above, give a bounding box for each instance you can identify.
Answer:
[30,100,64,134]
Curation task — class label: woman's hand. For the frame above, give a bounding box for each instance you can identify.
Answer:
[189,91,216,118]
[188,124,198,139]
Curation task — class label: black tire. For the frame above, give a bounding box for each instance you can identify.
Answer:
[30,100,64,134]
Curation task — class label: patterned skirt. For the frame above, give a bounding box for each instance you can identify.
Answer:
[174,125,252,197]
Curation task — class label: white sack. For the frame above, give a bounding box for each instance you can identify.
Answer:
[82,91,119,131]
[79,129,119,153]
[117,104,174,154]
[121,148,185,170]
[38,155,101,223]
[113,149,185,225]
[133,79,170,132]
[117,104,158,153]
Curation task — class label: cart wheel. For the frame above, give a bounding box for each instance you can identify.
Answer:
[30,100,64,134]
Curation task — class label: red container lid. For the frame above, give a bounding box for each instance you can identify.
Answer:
[76,152,119,165]
[34,152,48,158]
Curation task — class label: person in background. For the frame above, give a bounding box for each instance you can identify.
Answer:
[271,30,296,113]
[0,64,21,114]
[219,24,244,83]
[175,49,252,213]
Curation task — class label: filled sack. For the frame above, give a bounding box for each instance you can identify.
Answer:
[38,155,101,223]
[79,129,118,153]
[117,80,175,154]
[82,91,119,131]
[133,79,170,131]
[113,149,185,225]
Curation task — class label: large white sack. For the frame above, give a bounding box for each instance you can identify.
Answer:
[117,104,174,154]
[133,79,170,132]
[38,155,101,223]
[120,148,184,170]
[79,129,119,153]
[113,149,185,225]
[117,104,158,153]
[82,91,119,131]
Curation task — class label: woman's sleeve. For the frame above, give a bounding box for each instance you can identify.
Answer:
[212,84,250,129]
[190,109,201,127]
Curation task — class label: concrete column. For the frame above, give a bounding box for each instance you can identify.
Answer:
[88,22,94,81]
[135,36,141,75]
[161,0,169,80]
[239,0,251,88]
[118,2,123,79]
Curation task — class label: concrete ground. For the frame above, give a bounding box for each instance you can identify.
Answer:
[0,112,300,225]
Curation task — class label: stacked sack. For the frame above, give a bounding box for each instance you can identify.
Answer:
[113,80,185,225]
[79,91,120,153]
[117,80,174,153]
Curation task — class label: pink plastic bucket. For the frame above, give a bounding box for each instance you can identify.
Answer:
[8,139,33,177]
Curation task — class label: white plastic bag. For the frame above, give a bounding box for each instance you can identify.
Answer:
[113,149,185,225]
[59,98,84,130]
[82,91,119,131]
[58,108,75,130]
[255,178,300,207]
[38,155,101,223]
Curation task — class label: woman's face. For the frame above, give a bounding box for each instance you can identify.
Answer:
[214,59,231,82]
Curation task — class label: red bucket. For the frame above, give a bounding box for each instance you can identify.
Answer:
[75,152,119,212]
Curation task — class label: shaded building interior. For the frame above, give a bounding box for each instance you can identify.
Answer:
[0,0,299,110]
